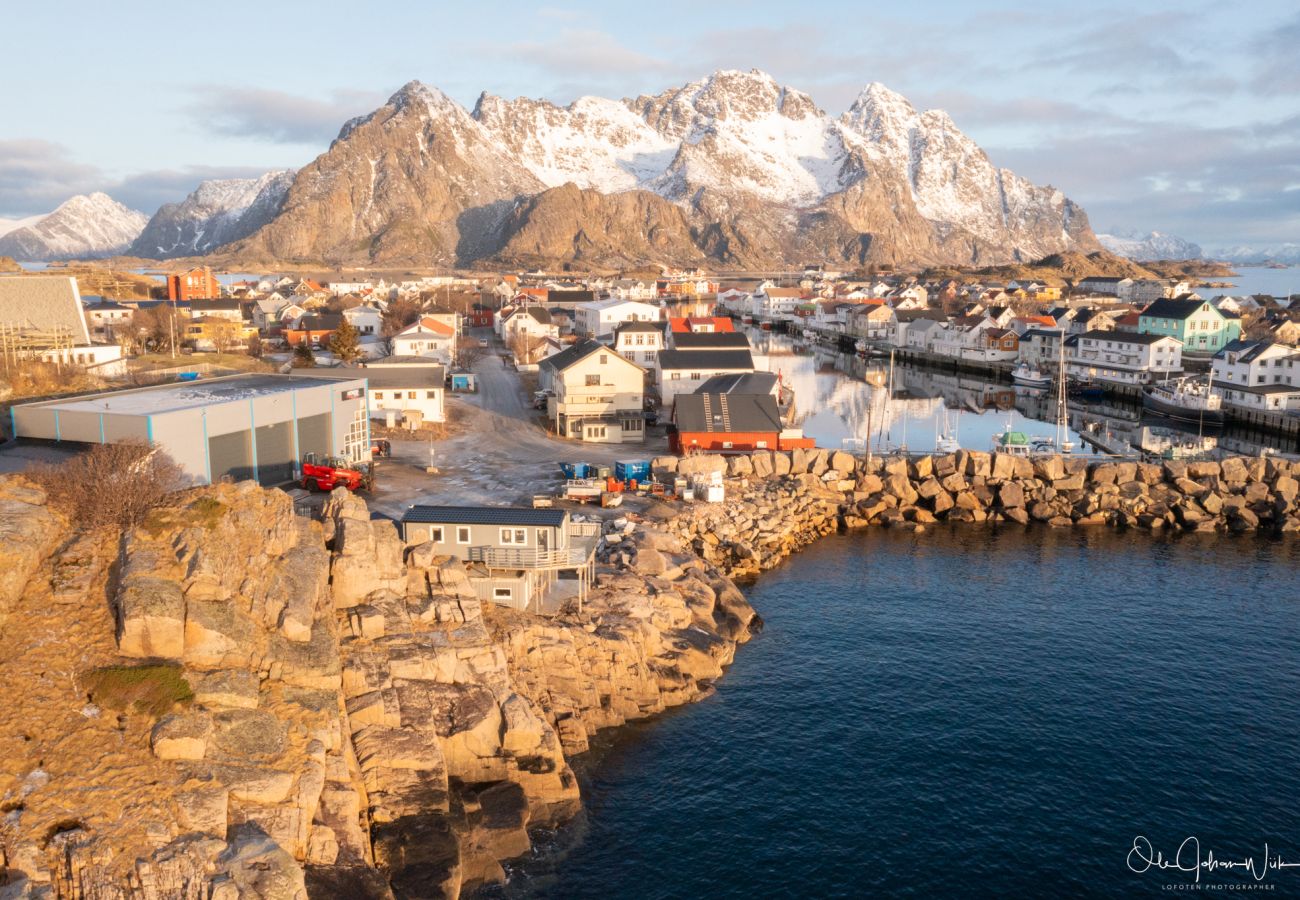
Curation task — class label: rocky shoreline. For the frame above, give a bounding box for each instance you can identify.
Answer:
[0,449,1295,898]
[655,449,1300,580]
[0,477,758,899]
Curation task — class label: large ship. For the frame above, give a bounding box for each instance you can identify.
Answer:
[1141,377,1225,426]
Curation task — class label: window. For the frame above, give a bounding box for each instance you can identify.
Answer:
[722,441,734,449]
[690,372,700,381]
[622,418,642,432]
[587,426,607,439]
[493,587,514,600]
[600,354,608,364]
[586,374,601,386]
[426,390,436,399]
[756,440,769,449]
[501,528,526,545]
[373,391,383,399]
[456,526,471,544]
[429,526,445,543]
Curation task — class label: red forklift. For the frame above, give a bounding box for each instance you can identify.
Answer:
[301,452,375,492]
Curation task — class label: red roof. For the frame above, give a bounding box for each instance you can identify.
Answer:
[669,316,735,333]
[413,317,456,337]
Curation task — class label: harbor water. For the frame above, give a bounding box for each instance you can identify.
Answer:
[497,528,1300,897]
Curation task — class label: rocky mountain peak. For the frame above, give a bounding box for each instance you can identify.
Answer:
[0,193,147,261]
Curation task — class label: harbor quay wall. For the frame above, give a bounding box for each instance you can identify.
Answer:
[652,449,1300,579]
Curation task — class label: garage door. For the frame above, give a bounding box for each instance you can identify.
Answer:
[296,413,331,460]
[208,430,253,483]
[254,421,295,486]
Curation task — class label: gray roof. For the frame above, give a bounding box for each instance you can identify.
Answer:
[365,355,446,367]
[614,320,663,334]
[670,331,750,349]
[658,347,755,371]
[16,373,365,416]
[401,505,566,527]
[673,392,783,433]
[696,371,778,395]
[0,276,90,344]
[363,365,445,390]
[1078,329,1173,345]
[539,338,605,373]
[1141,298,1217,320]
[1213,339,1289,363]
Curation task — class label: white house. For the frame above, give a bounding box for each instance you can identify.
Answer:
[364,359,446,425]
[751,287,803,322]
[84,300,133,341]
[539,339,646,443]
[343,304,384,338]
[1211,339,1300,395]
[573,298,659,341]
[655,346,757,406]
[1067,330,1182,384]
[612,320,665,368]
[500,306,560,347]
[391,316,457,363]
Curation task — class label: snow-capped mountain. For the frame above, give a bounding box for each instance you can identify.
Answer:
[0,193,148,261]
[1097,230,1203,261]
[0,214,43,239]
[1207,244,1300,265]
[227,70,1099,268]
[130,171,294,258]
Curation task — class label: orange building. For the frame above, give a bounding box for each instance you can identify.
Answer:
[167,266,220,302]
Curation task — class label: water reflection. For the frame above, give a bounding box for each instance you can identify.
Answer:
[746,329,1297,459]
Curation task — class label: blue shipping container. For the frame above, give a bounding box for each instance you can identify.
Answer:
[615,460,651,482]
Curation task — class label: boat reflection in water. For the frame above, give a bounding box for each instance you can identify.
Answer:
[746,327,1295,460]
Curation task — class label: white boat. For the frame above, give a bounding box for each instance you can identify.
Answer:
[935,408,961,453]
[802,329,817,341]
[1011,362,1052,388]
[854,339,868,354]
[1142,377,1224,425]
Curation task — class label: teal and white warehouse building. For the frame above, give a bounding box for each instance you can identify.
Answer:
[11,374,372,485]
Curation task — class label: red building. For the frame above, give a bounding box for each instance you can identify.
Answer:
[166,266,221,302]
[669,391,815,454]
[466,303,495,327]
[669,316,735,334]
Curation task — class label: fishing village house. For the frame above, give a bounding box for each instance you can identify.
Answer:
[848,303,895,341]
[1068,330,1183,384]
[398,505,599,612]
[1017,328,1066,368]
[573,298,660,341]
[184,316,257,351]
[83,300,133,341]
[283,314,341,349]
[499,306,560,347]
[751,286,803,322]
[670,316,734,335]
[655,332,757,406]
[1075,276,1132,297]
[167,266,220,302]
[890,309,946,348]
[342,303,383,337]
[1067,308,1117,335]
[612,321,665,368]
[1209,340,1300,411]
[187,298,245,323]
[1139,298,1242,356]
[670,389,813,455]
[390,316,457,363]
[363,358,447,426]
[539,339,647,444]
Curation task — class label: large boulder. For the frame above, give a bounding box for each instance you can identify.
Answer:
[117,576,186,660]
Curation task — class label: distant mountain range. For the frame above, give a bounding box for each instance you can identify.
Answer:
[0,194,148,260]
[1096,230,1203,262]
[225,71,1099,269]
[0,70,1112,269]
[1205,243,1300,266]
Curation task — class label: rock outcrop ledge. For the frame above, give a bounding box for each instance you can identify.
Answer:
[0,478,757,898]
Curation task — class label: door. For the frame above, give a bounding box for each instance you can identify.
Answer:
[537,530,550,553]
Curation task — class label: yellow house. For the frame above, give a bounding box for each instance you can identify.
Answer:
[185,316,258,351]
[1032,286,1063,302]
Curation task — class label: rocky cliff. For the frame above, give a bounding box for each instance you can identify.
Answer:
[0,477,756,898]
[130,172,295,259]
[222,71,1099,270]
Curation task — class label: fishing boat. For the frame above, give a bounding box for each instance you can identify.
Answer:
[802,328,817,341]
[1011,362,1052,388]
[1141,377,1224,426]
[992,428,1033,456]
[935,408,961,454]
[854,339,868,355]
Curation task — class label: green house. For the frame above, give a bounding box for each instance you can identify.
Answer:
[1138,298,1241,355]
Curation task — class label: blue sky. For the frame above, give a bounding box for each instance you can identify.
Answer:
[1,0,1296,248]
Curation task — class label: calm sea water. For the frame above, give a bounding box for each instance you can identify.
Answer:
[497,528,1300,898]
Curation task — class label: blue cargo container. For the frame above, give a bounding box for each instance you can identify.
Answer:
[615,460,651,482]
[559,462,592,479]
[177,372,200,382]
